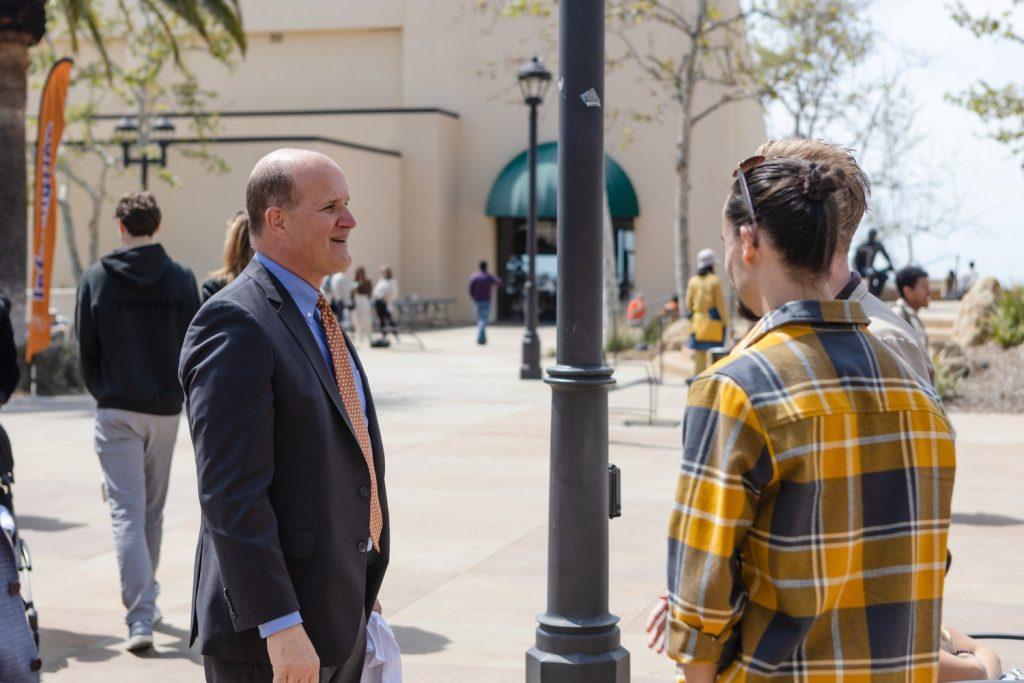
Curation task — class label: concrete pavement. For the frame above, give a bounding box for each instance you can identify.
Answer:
[1,324,1021,681]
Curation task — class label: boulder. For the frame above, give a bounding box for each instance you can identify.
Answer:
[951,277,1002,347]
[661,318,691,351]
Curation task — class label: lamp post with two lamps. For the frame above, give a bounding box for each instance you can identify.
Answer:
[113,115,176,190]
[517,55,552,380]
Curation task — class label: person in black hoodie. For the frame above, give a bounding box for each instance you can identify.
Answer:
[75,191,200,652]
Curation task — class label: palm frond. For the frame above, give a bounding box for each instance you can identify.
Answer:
[198,0,247,53]
[140,0,184,66]
[55,0,113,78]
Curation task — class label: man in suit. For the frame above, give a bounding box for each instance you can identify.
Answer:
[180,149,389,682]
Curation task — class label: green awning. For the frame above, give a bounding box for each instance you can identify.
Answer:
[485,141,640,220]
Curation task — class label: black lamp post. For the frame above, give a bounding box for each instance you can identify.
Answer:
[525,2,629,681]
[114,115,175,190]
[517,55,552,380]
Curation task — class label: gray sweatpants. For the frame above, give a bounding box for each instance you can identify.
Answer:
[93,408,179,626]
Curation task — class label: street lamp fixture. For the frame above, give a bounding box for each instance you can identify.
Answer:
[517,55,552,380]
[115,115,176,190]
[518,55,553,104]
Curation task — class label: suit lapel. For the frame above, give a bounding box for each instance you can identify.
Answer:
[245,260,359,442]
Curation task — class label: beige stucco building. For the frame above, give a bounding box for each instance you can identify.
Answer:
[41,0,765,323]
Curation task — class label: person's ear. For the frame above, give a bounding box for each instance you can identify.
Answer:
[739,225,759,266]
[117,221,127,237]
[265,206,285,237]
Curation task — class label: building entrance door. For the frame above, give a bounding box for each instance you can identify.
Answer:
[495,217,635,321]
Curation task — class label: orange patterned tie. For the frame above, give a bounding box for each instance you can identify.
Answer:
[315,293,383,548]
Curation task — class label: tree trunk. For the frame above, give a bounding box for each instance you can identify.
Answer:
[673,105,693,299]
[58,185,84,280]
[0,38,30,344]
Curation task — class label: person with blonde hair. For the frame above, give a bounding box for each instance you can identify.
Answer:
[201,211,253,303]
[351,266,374,344]
[684,248,728,379]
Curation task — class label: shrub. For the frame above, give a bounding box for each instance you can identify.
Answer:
[604,326,637,354]
[17,342,85,396]
[932,351,964,401]
[643,317,664,347]
[989,287,1024,349]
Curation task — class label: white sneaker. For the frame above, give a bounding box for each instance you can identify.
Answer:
[126,621,153,652]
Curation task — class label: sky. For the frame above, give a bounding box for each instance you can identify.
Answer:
[763,0,1023,284]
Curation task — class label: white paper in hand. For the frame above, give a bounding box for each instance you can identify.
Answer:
[361,611,403,683]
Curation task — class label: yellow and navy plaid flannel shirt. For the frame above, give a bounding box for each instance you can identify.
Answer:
[668,300,956,682]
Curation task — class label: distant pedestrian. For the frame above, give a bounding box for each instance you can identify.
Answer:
[327,270,354,324]
[659,295,680,323]
[684,249,728,379]
[626,292,647,327]
[200,211,252,303]
[352,267,374,345]
[468,261,502,344]
[960,260,979,296]
[75,191,200,652]
[944,269,958,300]
[852,228,894,296]
[372,265,399,340]
[893,265,930,348]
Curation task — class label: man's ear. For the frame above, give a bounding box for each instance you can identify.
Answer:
[264,207,284,237]
[739,225,759,266]
[117,221,127,237]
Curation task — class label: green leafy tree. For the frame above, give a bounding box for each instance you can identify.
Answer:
[0,0,244,341]
[948,1,1024,156]
[479,0,873,300]
[753,0,874,139]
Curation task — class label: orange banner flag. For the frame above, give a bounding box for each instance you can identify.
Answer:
[26,58,73,364]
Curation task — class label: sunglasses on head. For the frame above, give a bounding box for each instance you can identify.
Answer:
[732,155,765,239]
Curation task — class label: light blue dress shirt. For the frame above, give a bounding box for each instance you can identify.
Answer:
[253,252,369,639]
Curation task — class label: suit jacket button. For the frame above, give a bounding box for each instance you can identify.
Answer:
[357,540,368,553]
[30,659,42,672]
[358,485,370,498]
[7,581,20,596]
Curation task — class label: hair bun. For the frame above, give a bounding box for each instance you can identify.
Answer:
[802,163,845,202]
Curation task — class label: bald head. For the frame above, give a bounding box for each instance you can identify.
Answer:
[246,149,341,236]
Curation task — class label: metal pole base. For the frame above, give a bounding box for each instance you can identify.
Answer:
[521,330,543,379]
[526,620,630,682]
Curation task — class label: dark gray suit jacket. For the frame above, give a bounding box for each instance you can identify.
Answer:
[179,259,389,665]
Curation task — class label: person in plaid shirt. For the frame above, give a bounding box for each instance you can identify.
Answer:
[648,155,956,682]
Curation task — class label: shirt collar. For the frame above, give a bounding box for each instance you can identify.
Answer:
[254,252,322,317]
[737,299,870,351]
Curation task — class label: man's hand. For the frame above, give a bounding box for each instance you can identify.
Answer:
[373,599,382,615]
[267,623,319,683]
[644,592,669,654]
